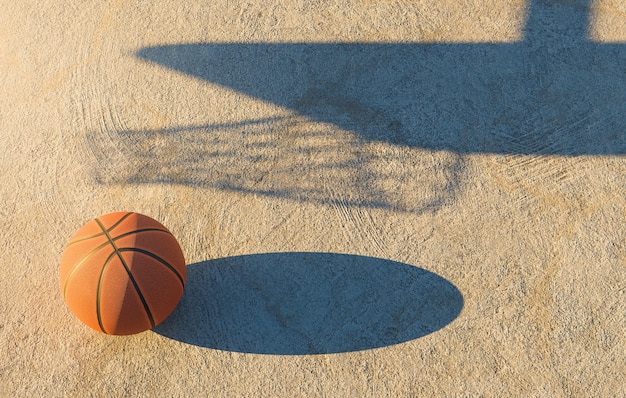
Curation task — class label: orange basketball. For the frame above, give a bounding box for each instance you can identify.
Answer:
[60,212,186,335]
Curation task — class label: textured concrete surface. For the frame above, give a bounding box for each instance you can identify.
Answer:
[1,0,625,396]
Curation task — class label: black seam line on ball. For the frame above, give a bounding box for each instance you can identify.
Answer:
[66,212,134,247]
[117,247,185,289]
[96,251,121,334]
[62,228,172,299]
[63,242,112,299]
[95,218,156,328]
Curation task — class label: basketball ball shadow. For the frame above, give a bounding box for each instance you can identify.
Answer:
[152,252,463,354]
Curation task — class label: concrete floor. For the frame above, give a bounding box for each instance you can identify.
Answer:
[1,0,625,396]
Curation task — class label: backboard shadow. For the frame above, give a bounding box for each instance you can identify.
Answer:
[137,0,626,156]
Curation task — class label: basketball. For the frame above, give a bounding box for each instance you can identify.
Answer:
[59,212,186,335]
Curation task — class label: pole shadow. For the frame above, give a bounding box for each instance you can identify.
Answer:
[152,252,463,354]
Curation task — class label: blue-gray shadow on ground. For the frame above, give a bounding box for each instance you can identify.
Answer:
[89,0,626,212]
[153,252,463,354]
[136,0,626,156]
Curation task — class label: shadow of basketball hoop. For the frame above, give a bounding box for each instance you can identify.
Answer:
[153,252,464,354]
[90,0,625,211]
